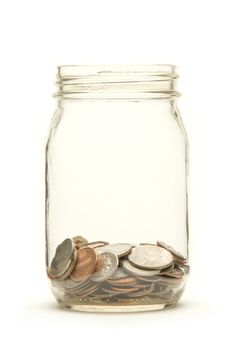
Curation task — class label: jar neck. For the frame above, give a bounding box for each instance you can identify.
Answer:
[54,65,180,101]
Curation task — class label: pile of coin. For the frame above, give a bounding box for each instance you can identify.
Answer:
[48,236,189,304]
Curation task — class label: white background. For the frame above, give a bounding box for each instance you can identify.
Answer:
[1,0,231,348]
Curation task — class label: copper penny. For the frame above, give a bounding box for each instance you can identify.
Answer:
[70,247,97,282]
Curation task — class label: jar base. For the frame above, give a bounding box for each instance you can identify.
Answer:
[60,301,177,312]
[54,292,183,313]
[51,274,187,312]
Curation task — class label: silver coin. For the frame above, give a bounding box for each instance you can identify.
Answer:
[126,284,155,297]
[101,287,127,295]
[163,266,184,279]
[122,259,161,277]
[108,267,129,280]
[50,238,76,278]
[158,262,175,275]
[55,249,78,280]
[181,264,190,275]
[158,275,183,286]
[81,241,109,249]
[95,243,132,257]
[157,241,186,261]
[109,286,141,293]
[128,245,173,270]
[140,243,157,246]
[136,275,161,283]
[67,283,99,298]
[90,252,118,282]
[54,277,80,289]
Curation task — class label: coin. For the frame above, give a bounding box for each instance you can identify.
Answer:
[163,267,184,279]
[122,259,161,276]
[72,235,88,247]
[95,243,132,257]
[110,286,141,293]
[71,281,99,297]
[158,275,183,286]
[50,237,189,304]
[135,275,161,283]
[76,285,100,298]
[158,262,175,275]
[140,243,157,246]
[126,285,155,297]
[55,250,78,280]
[128,245,173,270]
[157,241,186,261]
[181,264,190,275]
[107,276,138,285]
[108,267,129,280]
[70,247,97,281]
[50,238,76,278]
[101,287,129,295]
[90,252,118,282]
[173,257,188,265]
[82,241,109,249]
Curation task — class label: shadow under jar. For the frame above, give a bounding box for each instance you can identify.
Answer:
[45,65,190,312]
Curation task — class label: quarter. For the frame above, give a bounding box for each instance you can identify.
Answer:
[128,245,173,270]
[91,252,118,282]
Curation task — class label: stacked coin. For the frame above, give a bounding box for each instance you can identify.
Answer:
[48,238,78,280]
[49,236,189,304]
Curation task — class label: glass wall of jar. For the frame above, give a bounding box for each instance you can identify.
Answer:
[45,65,190,312]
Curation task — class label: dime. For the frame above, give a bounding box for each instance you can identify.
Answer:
[157,241,186,261]
[90,252,118,282]
[50,238,76,278]
[70,247,97,281]
[128,245,173,270]
[122,259,161,277]
[95,243,132,258]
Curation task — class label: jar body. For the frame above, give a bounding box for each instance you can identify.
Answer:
[46,66,189,312]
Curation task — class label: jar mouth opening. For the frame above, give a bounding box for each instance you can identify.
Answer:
[55,65,179,100]
[57,64,177,77]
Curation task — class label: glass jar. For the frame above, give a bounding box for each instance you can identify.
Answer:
[45,65,190,312]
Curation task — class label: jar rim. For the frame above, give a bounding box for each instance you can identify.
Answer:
[57,64,177,78]
[55,64,179,100]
